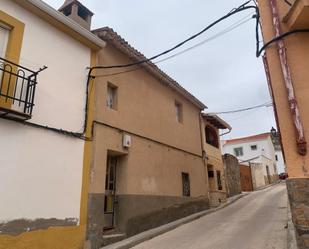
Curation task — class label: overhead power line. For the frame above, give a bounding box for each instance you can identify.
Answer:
[95,13,254,78]
[208,101,273,115]
[89,0,259,71]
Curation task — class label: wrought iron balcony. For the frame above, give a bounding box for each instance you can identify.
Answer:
[0,57,46,121]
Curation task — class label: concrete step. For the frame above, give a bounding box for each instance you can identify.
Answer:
[102,233,127,247]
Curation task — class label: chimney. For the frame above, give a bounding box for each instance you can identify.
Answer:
[59,0,94,30]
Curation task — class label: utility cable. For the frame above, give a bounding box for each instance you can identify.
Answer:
[283,0,292,6]
[95,14,254,78]
[89,1,259,71]
[208,101,273,115]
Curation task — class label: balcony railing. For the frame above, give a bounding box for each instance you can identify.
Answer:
[0,57,45,120]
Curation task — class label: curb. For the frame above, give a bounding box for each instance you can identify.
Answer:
[101,192,249,249]
[287,200,298,249]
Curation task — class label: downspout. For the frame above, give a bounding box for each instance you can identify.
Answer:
[269,0,307,156]
[262,54,287,163]
[199,114,210,201]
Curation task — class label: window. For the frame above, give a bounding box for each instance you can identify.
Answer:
[234,147,243,157]
[251,145,257,150]
[205,125,219,148]
[182,172,190,197]
[0,24,9,58]
[107,83,118,110]
[275,155,278,161]
[217,171,223,190]
[175,101,183,123]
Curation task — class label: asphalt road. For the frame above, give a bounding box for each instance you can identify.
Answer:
[132,183,288,249]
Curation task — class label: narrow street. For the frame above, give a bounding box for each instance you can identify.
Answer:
[132,183,288,249]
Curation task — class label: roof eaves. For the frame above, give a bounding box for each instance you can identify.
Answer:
[203,114,231,130]
[14,0,105,49]
[92,27,206,110]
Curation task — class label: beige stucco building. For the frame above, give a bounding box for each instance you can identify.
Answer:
[258,0,309,247]
[80,26,232,247]
[87,27,209,246]
[202,114,231,207]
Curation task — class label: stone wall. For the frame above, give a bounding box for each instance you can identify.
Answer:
[287,179,309,249]
[223,154,241,197]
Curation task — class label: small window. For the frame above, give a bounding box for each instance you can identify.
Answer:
[107,83,118,110]
[275,155,278,161]
[217,171,222,190]
[175,101,183,123]
[182,172,190,197]
[234,147,243,157]
[205,125,219,148]
[251,145,257,150]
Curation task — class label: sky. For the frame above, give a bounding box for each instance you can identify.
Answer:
[44,0,277,139]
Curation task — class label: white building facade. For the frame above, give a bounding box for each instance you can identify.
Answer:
[0,0,104,239]
[222,133,279,188]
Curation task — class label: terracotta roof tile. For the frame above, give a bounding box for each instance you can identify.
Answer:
[224,133,270,145]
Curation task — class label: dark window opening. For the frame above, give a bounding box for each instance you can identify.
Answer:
[275,155,278,161]
[234,147,243,157]
[182,172,190,197]
[78,6,89,20]
[251,145,257,150]
[62,7,72,16]
[208,170,214,178]
[217,171,223,190]
[205,125,219,148]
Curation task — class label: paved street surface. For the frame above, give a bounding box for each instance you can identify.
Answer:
[132,183,287,249]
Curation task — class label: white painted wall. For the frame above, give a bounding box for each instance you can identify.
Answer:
[0,0,91,222]
[222,135,276,165]
[222,134,278,188]
[275,150,286,173]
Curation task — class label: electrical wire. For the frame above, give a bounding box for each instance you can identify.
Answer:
[208,101,273,115]
[257,29,309,56]
[283,0,292,6]
[89,1,259,72]
[94,14,254,78]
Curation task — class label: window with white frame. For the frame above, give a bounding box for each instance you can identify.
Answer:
[106,83,118,110]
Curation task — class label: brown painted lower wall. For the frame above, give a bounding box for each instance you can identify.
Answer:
[116,194,209,236]
[287,178,309,249]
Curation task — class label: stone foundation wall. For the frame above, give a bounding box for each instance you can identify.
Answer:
[223,154,241,197]
[118,195,209,236]
[287,178,309,249]
[209,191,227,207]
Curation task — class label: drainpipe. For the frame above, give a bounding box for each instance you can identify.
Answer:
[199,114,210,200]
[262,54,287,163]
[269,0,307,156]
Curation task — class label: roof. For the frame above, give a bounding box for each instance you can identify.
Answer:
[13,0,104,49]
[202,114,231,130]
[92,27,206,110]
[224,133,271,145]
[59,0,94,16]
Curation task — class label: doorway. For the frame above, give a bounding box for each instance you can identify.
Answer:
[104,156,118,229]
